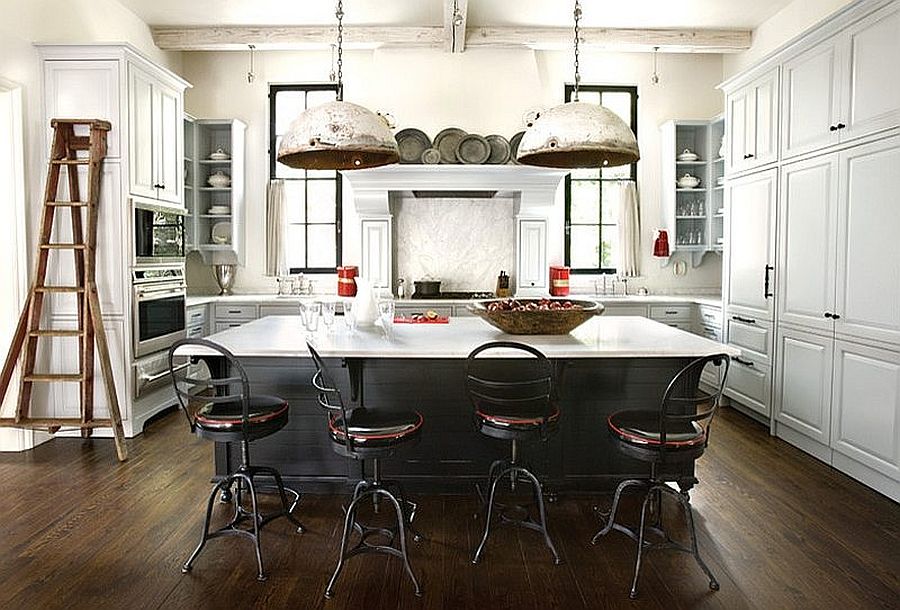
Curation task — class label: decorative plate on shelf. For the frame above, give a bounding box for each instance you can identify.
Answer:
[433,127,467,164]
[508,131,526,164]
[211,221,231,245]
[485,134,511,164]
[395,128,431,164]
[456,134,491,164]
[421,148,441,164]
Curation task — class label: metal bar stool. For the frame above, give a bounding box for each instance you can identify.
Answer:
[592,354,730,598]
[168,338,304,582]
[466,341,562,565]
[306,343,424,598]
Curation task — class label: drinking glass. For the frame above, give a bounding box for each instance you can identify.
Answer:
[299,301,320,332]
[321,301,336,334]
[378,300,395,338]
[342,300,357,332]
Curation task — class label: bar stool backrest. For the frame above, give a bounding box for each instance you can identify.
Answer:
[306,342,357,456]
[465,341,555,424]
[658,354,731,454]
[168,338,252,439]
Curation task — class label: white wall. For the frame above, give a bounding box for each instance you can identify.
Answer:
[182,47,725,295]
[723,0,855,78]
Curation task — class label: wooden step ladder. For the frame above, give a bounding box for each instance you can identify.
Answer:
[0,119,127,461]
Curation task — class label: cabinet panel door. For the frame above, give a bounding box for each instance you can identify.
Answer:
[831,340,900,480]
[774,328,833,444]
[777,155,838,332]
[841,3,900,143]
[361,218,391,290]
[516,218,547,294]
[155,83,182,204]
[834,135,900,346]
[128,65,157,199]
[751,71,779,167]
[724,169,776,320]
[781,41,842,158]
[726,89,751,173]
[44,60,121,159]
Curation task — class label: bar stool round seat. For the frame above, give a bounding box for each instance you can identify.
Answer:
[168,338,304,583]
[475,403,560,440]
[327,407,423,453]
[592,354,731,599]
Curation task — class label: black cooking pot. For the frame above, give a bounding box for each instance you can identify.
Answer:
[413,279,441,297]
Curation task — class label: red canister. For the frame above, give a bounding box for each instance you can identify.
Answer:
[549,266,570,297]
[337,266,358,297]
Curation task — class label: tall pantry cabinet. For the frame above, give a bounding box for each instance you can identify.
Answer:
[720,0,900,501]
[37,44,190,438]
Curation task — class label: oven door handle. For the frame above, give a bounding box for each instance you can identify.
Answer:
[136,286,187,300]
[142,361,189,384]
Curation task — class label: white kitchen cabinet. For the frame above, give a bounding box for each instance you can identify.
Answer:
[725,350,771,417]
[833,135,900,348]
[774,327,834,444]
[723,169,777,322]
[726,68,778,174]
[777,155,839,332]
[128,63,183,205]
[516,218,547,295]
[780,39,843,158]
[361,218,391,291]
[830,339,900,482]
[780,2,900,160]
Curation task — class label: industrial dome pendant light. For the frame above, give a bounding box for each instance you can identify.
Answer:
[277,0,399,171]
[516,0,640,169]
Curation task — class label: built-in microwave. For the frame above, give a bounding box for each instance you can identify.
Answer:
[134,200,186,265]
[132,266,186,358]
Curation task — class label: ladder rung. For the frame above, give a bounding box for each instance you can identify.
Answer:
[24,374,85,382]
[40,243,86,250]
[29,330,84,337]
[51,159,90,166]
[34,286,85,293]
[0,418,113,429]
[46,201,89,207]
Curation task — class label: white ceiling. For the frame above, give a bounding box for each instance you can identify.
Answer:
[118,0,794,29]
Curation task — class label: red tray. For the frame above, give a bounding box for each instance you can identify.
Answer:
[393,316,449,324]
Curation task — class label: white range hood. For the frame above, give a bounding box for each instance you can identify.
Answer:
[343,165,567,296]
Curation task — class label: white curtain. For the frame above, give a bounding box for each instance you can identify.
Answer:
[617,181,641,277]
[265,179,287,276]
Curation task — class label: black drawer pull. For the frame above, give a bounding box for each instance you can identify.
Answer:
[664,310,679,315]
[829,125,838,132]
[731,315,756,324]
[733,356,755,367]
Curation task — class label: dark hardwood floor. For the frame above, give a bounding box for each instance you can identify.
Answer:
[0,407,897,609]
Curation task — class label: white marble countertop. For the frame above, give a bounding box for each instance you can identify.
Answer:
[186,293,722,309]
[181,315,738,359]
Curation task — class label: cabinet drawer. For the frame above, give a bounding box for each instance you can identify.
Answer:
[725,351,771,416]
[698,324,722,342]
[602,305,649,317]
[650,305,692,321]
[214,304,257,320]
[663,321,693,332]
[396,306,453,318]
[186,306,207,326]
[186,324,205,339]
[215,321,246,333]
[698,305,723,328]
[726,315,772,362]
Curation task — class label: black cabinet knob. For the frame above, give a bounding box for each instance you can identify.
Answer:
[829,125,838,132]
[837,123,846,129]
[824,312,833,318]
[832,313,841,320]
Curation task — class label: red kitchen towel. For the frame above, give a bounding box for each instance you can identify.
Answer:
[394,316,450,324]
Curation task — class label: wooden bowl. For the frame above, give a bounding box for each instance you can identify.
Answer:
[468,298,604,335]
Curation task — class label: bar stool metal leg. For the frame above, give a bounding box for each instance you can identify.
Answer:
[183,476,233,574]
[591,478,644,543]
[523,467,561,564]
[472,466,504,564]
[678,489,719,591]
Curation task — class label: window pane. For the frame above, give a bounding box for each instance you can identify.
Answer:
[575,90,600,104]
[283,180,305,224]
[275,91,306,135]
[570,225,600,269]
[601,228,619,269]
[307,225,336,267]
[603,92,632,126]
[571,168,600,180]
[571,180,599,224]
[306,89,337,108]
[274,136,306,179]
[308,168,338,179]
[307,181,336,223]
[285,224,307,269]
[602,164,632,179]
[601,182,622,223]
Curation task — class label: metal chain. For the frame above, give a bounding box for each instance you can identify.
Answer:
[335,0,344,100]
[573,0,582,102]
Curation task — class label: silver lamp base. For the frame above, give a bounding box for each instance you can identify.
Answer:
[213,264,236,295]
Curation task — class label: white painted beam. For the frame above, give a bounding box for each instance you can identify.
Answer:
[151,25,750,53]
[443,0,468,53]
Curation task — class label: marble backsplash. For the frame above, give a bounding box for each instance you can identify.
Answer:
[393,196,515,292]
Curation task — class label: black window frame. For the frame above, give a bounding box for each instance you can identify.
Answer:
[269,83,343,274]
[563,84,639,274]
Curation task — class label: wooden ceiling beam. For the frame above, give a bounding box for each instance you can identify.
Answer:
[151,25,750,53]
[443,0,469,53]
